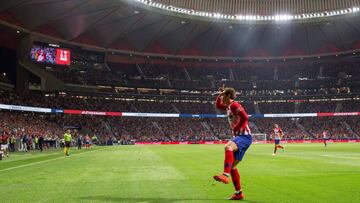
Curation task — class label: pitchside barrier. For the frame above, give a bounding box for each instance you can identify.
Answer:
[1,103,360,145]
[135,140,360,145]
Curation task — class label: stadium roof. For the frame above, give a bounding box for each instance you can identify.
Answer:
[1,0,360,59]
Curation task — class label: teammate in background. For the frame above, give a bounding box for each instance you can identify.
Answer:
[63,129,72,156]
[322,131,328,147]
[1,132,9,158]
[213,86,252,200]
[85,134,91,149]
[0,133,3,160]
[272,124,285,156]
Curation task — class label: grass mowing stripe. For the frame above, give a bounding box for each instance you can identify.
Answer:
[0,147,105,172]
[1,143,359,203]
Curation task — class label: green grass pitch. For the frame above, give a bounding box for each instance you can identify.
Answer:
[1,143,360,203]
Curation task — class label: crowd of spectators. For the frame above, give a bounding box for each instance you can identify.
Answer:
[258,102,294,114]
[298,117,358,140]
[5,90,357,116]
[39,59,360,98]
[0,112,63,153]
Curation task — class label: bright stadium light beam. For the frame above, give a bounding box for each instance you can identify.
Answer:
[133,0,360,22]
[274,14,293,21]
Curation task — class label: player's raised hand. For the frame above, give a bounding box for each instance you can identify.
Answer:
[218,84,225,95]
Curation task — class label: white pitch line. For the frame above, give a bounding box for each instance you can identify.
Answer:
[321,154,360,159]
[0,148,104,172]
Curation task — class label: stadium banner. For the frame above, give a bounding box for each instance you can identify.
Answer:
[63,109,122,116]
[135,140,360,145]
[122,112,179,117]
[264,113,317,118]
[180,114,222,118]
[79,110,106,116]
[52,109,64,113]
[1,103,360,118]
[63,110,82,114]
[106,112,122,116]
[317,112,360,117]
[0,104,52,113]
[250,114,265,118]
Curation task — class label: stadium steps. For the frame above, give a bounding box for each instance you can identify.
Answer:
[295,121,309,136]
[254,102,261,114]
[335,102,343,112]
[171,104,180,113]
[184,68,191,80]
[337,78,342,86]
[318,66,324,78]
[229,68,234,81]
[341,121,358,138]
[131,104,139,112]
[167,79,172,87]
[294,102,300,113]
[103,120,115,137]
[152,121,165,136]
[249,122,261,134]
[295,80,299,88]
[201,121,215,137]
[274,67,279,80]
[104,62,111,71]
[136,63,146,79]
[201,121,211,132]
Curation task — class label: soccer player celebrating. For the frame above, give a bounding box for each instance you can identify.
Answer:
[64,129,72,156]
[272,124,285,156]
[213,86,252,200]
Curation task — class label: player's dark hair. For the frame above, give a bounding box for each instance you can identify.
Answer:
[224,87,236,99]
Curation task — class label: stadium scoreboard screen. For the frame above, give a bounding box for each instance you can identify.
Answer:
[30,44,71,66]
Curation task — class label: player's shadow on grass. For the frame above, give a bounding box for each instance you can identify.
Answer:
[78,196,258,203]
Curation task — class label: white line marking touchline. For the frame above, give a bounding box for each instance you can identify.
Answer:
[321,154,360,159]
[0,148,105,172]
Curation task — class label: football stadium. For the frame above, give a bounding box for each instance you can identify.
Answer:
[1,0,360,202]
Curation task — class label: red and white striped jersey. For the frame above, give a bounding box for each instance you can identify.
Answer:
[323,131,327,138]
[216,96,251,135]
[273,127,283,140]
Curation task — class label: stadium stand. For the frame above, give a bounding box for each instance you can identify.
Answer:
[1,88,359,149]
[0,42,360,151]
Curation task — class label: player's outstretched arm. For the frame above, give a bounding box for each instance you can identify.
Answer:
[215,85,228,110]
